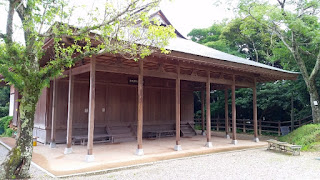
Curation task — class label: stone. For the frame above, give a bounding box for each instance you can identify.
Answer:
[205,142,213,148]
[135,149,144,156]
[226,134,230,139]
[49,142,56,148]
[253,137,260,143]
[64,147,73,154]
[85,155,95,162]
[232,140,238,145]
[174,145,182,151]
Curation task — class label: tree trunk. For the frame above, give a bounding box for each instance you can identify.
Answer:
[308,81,320,124]
[0,89,40,179]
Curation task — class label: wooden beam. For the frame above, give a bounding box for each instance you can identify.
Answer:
[96,63,139,75]
[224,88,229,138]
[253,78,259,142]
[87,56,96,158]
[50,79,57,148]
[201,90,205,135]
[136,60,144,155]
[95,62,254,87]
[63,63,91,77]
[155,51,298,81]
[175,64,181,150]
[206,70,212,147]
[231,75,237,144]
[65,70,74,153]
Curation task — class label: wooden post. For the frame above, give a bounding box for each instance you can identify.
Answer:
[259,119,262,135]
[201,90,205,135]
[291,93,294,131]
[174,64,181,151]
[278,121,281,136]
[217,117,220,131]
[243,119,246,133]
[136,60,144,155]
[205,70,212,147]
[224,88,229,139]
[86,56,96,162]
[231,75,237,145]
[253,78,259,142]
[50,79,57,148]
[65,70,74,154]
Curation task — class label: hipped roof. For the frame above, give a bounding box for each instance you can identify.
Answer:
[153,10,299,81]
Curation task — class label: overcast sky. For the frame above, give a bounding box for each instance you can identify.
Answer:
[0,0,237,41]
[160,0,236,37]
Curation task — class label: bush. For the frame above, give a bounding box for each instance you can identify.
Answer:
[279,124,320,151]
[0,116,13,137]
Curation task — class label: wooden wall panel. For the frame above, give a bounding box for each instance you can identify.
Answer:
[95,84,106,126]
[181,90,194,123]
[34,88,48,128]
[107,85,137,126]
[73,82,89,127]
[56,81,68,128]
[37,73,195,134]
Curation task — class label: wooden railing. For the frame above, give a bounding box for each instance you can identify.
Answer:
[194,115,313,136]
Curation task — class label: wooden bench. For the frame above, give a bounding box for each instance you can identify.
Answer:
[146,130,176,139]
[267,139,302,156]
[72,134,113,145]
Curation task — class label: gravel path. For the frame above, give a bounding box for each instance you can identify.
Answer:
[1,144,320,180]
[64,148,320,180]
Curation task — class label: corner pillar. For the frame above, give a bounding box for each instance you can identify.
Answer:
[50,79,57,148]
[231,75,237,145]
[136,60,144,156]
[224,88,230,139]
[253,78,259,142]
[65,70,74,154]
[86,56,96,162]
[201,90,206,136]
[174,64,182,151]
[205,71,212,147]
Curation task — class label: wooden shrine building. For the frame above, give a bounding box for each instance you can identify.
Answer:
[10,10,299,161]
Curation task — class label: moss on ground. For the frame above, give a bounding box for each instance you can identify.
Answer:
[279,124,320,151]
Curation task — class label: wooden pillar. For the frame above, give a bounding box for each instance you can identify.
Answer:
[174,64,181,151]
[259,119,262,135]
[50,79,57,148]
[65,70,74,154]
[201,90,205,135]
[224,88,230,139]
[253,78,259,142]
[205,71,212,147]
[290,93,294,131]
[231,75,237,145]
[86,56,96,162]
[136,60,144,155]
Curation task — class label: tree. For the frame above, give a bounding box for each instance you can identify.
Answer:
[188,23,246,58]
[0,0,175,178]
[238,0,320,123]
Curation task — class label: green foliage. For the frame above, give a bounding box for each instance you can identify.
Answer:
[188,22,245,58]
[190,0,318,123]
[279,124,320,151]
[0,116,13,136]
[238,0,320,123]
[0,86,9,117]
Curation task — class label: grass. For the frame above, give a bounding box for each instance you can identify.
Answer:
[279,124,320,151]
